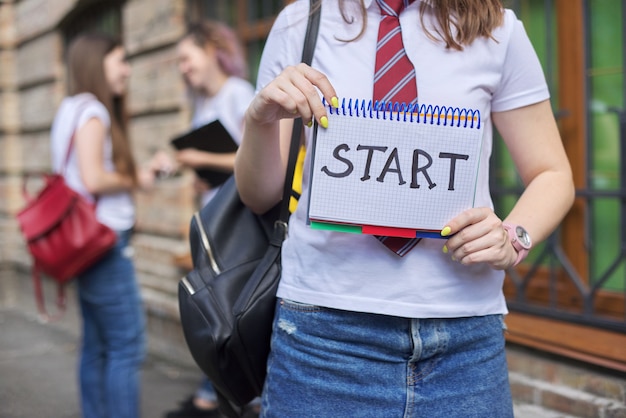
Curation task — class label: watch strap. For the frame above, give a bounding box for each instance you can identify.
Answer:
[503,223,529,266]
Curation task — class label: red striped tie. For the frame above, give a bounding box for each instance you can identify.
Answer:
[374,0,417,104]
[373,0,421,256]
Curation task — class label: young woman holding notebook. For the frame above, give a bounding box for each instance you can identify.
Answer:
[235,0,574,416]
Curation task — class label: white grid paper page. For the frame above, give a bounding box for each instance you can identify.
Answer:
[308,108,484,231]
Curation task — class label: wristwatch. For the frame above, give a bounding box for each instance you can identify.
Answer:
[502,223,532,266]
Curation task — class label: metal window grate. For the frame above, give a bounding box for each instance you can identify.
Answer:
[60,0,124,45]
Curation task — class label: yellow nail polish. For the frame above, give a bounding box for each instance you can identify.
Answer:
[331,96,339,108]
[320,116,329,129]
[441,226,452,237]
[442,245,448,254]
[451,256,457,262]
[306,120,313,128]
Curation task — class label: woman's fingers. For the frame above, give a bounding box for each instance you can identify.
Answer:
[249,64,337,126]
[442,207,515,268]
[442,207,495,235]
[290,63,337,125]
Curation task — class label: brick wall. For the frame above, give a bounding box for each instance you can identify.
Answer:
[0,0,196,322]
[124,0,194,318]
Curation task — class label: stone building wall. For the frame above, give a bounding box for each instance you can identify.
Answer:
[0,0,197,357]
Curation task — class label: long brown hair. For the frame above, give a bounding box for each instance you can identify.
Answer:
[422,0,504,50]
[67,33,137,183]
[337,0,504,50]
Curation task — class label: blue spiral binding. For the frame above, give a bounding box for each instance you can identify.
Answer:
[323,98,481,129]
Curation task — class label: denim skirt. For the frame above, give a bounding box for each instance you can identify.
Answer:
[261,298,513,418]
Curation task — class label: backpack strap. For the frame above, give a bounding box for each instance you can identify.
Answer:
[276,0,323,230]
[61,100,92,176]
[32,265,67,322]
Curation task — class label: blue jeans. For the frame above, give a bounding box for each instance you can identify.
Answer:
[77,230,146,418]
[196,377,261,407]
[261,299,513,418]
[196,376,218,403]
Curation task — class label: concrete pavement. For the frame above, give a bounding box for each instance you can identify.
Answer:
[0,304,202,418]
[0,269,585,418]
[0,267,203,418]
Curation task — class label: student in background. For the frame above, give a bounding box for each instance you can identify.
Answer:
[50,33,171,418]
[173,20,255,208]
[235,0,575,416]
[165,20,257,418]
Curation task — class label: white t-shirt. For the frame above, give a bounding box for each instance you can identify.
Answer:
[256,0,550,318]
[50,93,135,231]
[190,77,255,205]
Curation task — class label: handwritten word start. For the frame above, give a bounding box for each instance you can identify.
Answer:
[320,144,470,191]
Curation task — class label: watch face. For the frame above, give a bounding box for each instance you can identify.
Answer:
[515,226,532,248]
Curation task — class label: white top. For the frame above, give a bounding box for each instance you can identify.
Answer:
[50,93,135,231]
[190,77,255,205]
[256,0,550,318]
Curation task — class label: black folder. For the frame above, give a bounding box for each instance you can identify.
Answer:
[170,120,238,187]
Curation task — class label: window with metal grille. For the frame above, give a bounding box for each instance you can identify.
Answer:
[493,0,626,371]
[59,0,124,46]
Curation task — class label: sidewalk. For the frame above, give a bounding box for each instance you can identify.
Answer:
[0,305,575,418]
[0,269,589,418]
[0,271,202,418]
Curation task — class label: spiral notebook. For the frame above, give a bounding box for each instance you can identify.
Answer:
[307,99,484,238]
